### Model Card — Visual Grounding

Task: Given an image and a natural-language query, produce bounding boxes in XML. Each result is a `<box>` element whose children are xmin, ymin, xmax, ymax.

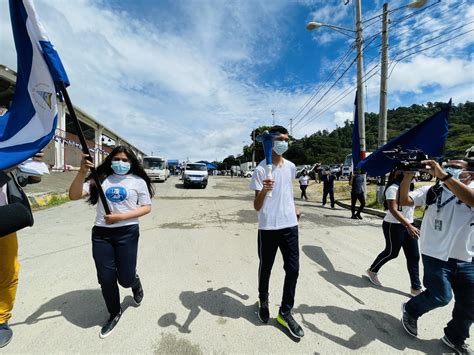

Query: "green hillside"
<box><xmin>236</xmin><ymin>101</ymin><xmax>473</xmax><ymax>166</ymax></box>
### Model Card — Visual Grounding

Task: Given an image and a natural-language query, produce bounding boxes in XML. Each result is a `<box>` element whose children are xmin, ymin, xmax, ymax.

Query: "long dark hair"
<box><xmin>383</xmin><ymin>169</ymin><xmax>404</xmax><ymax>210</ymax></box>
<box><xmin>86</xmin><ymin>145</ymin><xmax>155</xmax><ymax>205</ymax></box>
<box><xmin>382</xmin><ymin>169</ymin><xmax>416</xmax><ymax>210</ymax></box>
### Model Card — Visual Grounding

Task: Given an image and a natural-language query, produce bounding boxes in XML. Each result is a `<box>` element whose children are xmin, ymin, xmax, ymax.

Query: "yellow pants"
<box><xmin>0</xmin><ymin>233</ymin><xmax>19</xmax><ymax>324</ymax></box>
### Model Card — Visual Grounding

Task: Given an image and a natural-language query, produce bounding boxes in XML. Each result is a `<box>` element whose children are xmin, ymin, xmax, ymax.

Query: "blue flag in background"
<box><xmin>351</xmin><ymin>92</ymin><xmax>360</xmax><ymax>169</ymax></box>
<box><xmin>356</xmin><ymin>100</ymin><xmax>451</xmax><ymax>176</ymax></box>
<box><xmin>0</xmin><ymin>0</ymin><xmax>70</xmax><ymax>170</ymax></box>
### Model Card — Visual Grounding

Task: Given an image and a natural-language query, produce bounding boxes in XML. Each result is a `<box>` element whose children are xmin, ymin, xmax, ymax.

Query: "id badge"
<box><xmin>434</xmin><ymin>219</ymin><xmax>443</xmax><ymax>231</ymax></box>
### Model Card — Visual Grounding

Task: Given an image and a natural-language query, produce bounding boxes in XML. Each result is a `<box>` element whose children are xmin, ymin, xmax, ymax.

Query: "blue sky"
<box><xmin>0</xmin><ymin>0</ymin><xmax>473</xmax><ymax>161</ymax></box>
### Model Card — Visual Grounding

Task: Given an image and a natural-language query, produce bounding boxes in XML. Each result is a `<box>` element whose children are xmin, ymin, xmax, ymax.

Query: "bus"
<box><xmin>143</xmin><ymin>156</ymin><xmax>170</xmax><ymax>182</ymax></box>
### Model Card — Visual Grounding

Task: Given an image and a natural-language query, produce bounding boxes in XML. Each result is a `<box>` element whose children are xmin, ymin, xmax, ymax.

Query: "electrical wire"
<box><xmin>292</xmin><ymin>33</ymin><xmax>380</xmax><ymax>130</ymax></box>
<box><xmin>387</xmin><ymin>28</ymin><xmax>474</xmax><ymax>79</ymax></box>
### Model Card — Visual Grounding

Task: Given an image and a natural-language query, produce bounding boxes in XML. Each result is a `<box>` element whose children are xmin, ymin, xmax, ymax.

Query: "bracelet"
<box><xmin>440</xmin><ymin>172</ymin><xmax>452</xmax><ymax>182</ymax></box>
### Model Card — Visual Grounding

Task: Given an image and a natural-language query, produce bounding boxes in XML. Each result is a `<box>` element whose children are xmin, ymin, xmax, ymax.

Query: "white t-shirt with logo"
<box><xmin>383</xmin><ymin>184</ymin><xmax>418</xmax><ymax>224</ymax></box>
<box><xmin>411</xmin><ymin>184</ymin><xmax>473</xmax><ymax>262</ymax></box>
<box><xmin>299</xmin><ymin>176</ymin><xmax>310</xmax><ymax>186</ymax></box>
<box><xmin>249</xmin><ymin>159</ymin><xmax>298</xmax><ymax>230</ymax></box>
<box><xmin>83</xmin><ymin>174</ymin><xmax>152</xmax><ymax>228</ymax></box>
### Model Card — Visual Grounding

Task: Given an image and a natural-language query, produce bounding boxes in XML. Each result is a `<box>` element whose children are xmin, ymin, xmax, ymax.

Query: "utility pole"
<box><xmin>377</xmin><ymin>2</ymin><xmax>389</xmax><ymax>204</ymax></box>
<box><xmin>355</xmin><ymin>0</ymin><xmax>366</xmax><ymax>161</ymax></box>
<box><xmin>290</xmin><ymin>118</ymin><xmax>293</xmax><ymax>136</ymax></box>
<box><xmin>378</xmin><ymin>3</ymin><xmax>389</xmax><ymax>149</ymax></box>
<box><xmin>271</xmin><ymin>110</ymin><xmax>275</xmax><ymax>125</ymax></box>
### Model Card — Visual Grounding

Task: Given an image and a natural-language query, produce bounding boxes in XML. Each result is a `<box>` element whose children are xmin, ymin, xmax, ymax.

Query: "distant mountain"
<box><xmin>283</xmin><ymin>101</ymin><xmax>473</xmax><ymax>165</ymax></box>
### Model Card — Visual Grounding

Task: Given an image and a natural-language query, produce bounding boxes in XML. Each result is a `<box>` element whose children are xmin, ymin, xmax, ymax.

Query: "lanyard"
<box><xmin>436</xmin><ymin>189</ymin><xmax>456</xmax><ymax>213</ymax></box>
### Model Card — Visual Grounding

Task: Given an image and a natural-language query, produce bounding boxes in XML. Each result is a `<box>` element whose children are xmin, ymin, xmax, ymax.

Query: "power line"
<box><xmin>295</xmin><ymin>26</ymin><xmax>474</xmax><ymax>135</ymax></box>
<box><xmin>295</xmin><ymin>60</ymin><xmax>381</xmax><ymax>132</ymax></box>
<box><xmin>391</xmin><ymin>20</ymin><xmax>474</xmax><ymax>59</ymax></box>
<box><xmin>387</xmin><ymin>28</ymin><xmax>474</xmax><ymax>79</ymax></box>
<box><xmin>292</xmin><ymin>33</ymin><xmax>380</xmax><ymax>130</ymax></box>
<box><xmin>289</xmin><ymin>44</ymin><xmax>356</xmax><ymax>127</ymax></box>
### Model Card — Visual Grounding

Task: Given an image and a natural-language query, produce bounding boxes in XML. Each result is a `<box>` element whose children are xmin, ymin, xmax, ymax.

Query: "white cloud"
<box><xmin>0</xmin><ymin>0</ymin><xmax>472</xmax><ymax>162</ymax></box>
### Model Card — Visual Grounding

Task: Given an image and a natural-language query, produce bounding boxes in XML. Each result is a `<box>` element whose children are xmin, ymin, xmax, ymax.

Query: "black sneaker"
<box><xmin>356</xmin><ymin>214</ymin><xmax>363</xmax><ymax>220</ymax></box>
<box><xmin>441</xmin><ymin>335</ymin><xmax>473</xmax><ymax>354</ymax></box>
<box><xmin>401</xmin><ymin>303</ymin><xmax>417</xmax><ymax>337</ymax></box>
<box><xmin>257</xmin><ymin>299</ymin><xmax>269</xmax><ymax>323</ymax></box>
<box><xmin>350</xmin><ymin>215</ymin><xmax>358</xmax><ymax>219</ymax></box>
<box><xmin>277</xmin><ymin>311</ymin><xmax>305</xmax><ymax>338</ymax></box>
<box><xmin>132</xmin><ymin>276</ymin><xmax>144</xmax><ymax>306</ymax></box>
<box><xmin>0</xmin><ymin>323</ymin><xmax>13</xmax><ymax>348</ymax></box>
<box><xmin>99</xmin><ymin>311</ymin><xmax>122</xmax><ymax>339</ymax></box>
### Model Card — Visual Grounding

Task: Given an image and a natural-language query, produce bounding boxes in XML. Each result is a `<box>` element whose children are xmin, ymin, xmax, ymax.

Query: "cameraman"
<box><xmin>399</xmin><ymin>159</ymin><xmax>473</xmax><ymax>354</ymax></box>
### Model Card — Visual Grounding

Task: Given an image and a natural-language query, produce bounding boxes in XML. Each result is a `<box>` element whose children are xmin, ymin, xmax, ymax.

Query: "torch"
<box><xmin>256</xmin><ymin>131</ymin><xmax>277</xmax><ymax>197</ymax></box>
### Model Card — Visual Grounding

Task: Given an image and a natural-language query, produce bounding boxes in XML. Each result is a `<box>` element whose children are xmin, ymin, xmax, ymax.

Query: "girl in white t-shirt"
<box><xmin>298</xmin><ymin>171</ymin><xmax>310</xmax><ymax>200</ymax></box>
<box><xmin>366</xmin><ymin>170</ymin><xmax>422</xmax><ymax>296</ymax></box>
<box><xmin>69</xmin><ymin>146</ymin><xmax>154</xmax><ymax>339</ymax></box>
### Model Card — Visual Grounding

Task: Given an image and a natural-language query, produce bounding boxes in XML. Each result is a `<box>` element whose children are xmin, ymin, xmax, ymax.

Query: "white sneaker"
<box><xmin>366</xmin><ymin>269</ymin><xmax>382</xmax><ymax>286</ymax></box>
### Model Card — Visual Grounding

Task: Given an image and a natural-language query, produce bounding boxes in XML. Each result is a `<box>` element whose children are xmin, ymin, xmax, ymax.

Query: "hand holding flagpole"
<box><xmin>256</xmin><ymin>131</ymin><xmax>277</xmax><ymax>198</ymax></box>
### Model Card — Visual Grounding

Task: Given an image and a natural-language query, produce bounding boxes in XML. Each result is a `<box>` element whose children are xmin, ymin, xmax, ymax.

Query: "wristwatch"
<box><xmin>440</xmin><ymin>172</ymin><xmax>452</xmax><ymax>182</ymax></box>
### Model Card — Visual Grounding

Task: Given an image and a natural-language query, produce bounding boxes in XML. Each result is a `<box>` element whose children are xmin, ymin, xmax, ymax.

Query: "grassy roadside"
<box><xmin>296</xmin><ymin>178</ymin><xmax>428</xmax><ymax>218</ymax></box>
<box><xmin>30</xmin><ymin>194</ymin><xmax>70</xmax><ymax>211</ymax></box>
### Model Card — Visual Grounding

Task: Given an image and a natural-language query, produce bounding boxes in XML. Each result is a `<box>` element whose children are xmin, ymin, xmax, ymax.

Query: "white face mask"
<box><xmin>445</xmin><ymin>167</ymin><xmax>462</xmax><ymax>180</ymax></box>
<box><xmin>273</xmin><ymin>141</ymin><xmax>288</xmax><ymax>156</ymax></box>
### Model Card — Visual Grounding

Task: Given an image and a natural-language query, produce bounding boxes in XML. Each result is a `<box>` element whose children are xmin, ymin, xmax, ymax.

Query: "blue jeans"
<box><xmin>405</xmin><ymin>255</ymin><xmax>474</xmax><ymax>345</ymax></box>
<box><xmin>92</xmin><ymin>225</ymin><xmax>140</xmax><ymax>316</ymax></box>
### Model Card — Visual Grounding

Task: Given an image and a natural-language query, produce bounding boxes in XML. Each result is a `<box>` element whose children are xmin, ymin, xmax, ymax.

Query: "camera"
<box><xmin>383</xmin><ymin>146</ymin><xmax>428</xmax><ymax>171</ymax></box>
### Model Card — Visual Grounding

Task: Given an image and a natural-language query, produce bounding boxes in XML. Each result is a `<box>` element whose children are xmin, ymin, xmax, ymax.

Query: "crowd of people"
<box><xmin>1</xmin><ymin>125</ymin><xmax>472</xmax><ymax>353</ymax></box>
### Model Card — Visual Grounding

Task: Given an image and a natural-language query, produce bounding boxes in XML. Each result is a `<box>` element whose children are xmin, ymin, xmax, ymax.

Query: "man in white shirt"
<box><xmin>399</xmin><ymin>159</ymin><xmax>474</xmax><ymax>354</ymax></box>
<box><xmin>249</xmin><ymin>125</ymin><xmax>304</xmax><ymax>339</ymax></box>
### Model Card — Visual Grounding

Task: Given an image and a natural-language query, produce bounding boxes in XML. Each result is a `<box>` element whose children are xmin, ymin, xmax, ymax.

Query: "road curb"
<box><xmin>27</xmin><ymin>191</ymin><xmax>69</xmax><ymax>209</ymax></box>
<box><xmin>335</xmin><ymin>199</ymin><xmax>386</xmax><ymax>218</ymax></box>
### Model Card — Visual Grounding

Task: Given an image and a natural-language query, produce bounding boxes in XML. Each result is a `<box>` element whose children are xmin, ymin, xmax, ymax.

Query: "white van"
<box><xmin>182</xmin><ymin>163</ymin><xmax>208</xmax><ymax>188</ymax></box>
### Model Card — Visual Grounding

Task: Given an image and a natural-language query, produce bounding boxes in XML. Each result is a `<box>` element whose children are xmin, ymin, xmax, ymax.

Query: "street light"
<box><xmin>306</xmin><ymin>0</ymin><xmax>366</xmax><ymax>163</ymax></box>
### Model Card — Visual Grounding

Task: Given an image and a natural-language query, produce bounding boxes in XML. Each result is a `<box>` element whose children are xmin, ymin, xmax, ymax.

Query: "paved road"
<box><xmin>6</xmin><ymin>176</ymin><xmax>464</xmax><ymax>354</ymax></box>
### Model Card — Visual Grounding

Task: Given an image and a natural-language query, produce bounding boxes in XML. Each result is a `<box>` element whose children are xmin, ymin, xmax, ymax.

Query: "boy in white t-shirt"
<box><xmin>249</xmin><ymin>126</ymin><xmax>304</xmax><ymax>339</ymax></box>
<box><xmin>399</xmin><ymin>159</ymin><xmax>474</xmax><ymax>354</ymax></box>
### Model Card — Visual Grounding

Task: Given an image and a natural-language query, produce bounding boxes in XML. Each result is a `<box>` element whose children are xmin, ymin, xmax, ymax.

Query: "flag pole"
<box><xmin>58</xmin><ymin>82</ymin><xmax>111</xmax><ymax>215</ymax></box>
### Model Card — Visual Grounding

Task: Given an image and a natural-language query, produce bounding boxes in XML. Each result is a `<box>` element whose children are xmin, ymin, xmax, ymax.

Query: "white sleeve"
<box><xmin>249</xmin><ymin>167</ymin><xmax>264</xmax><ymax>191</ymax></box>
<box><xmin>410</xmin><ymin>185</ymin><xmax>431</xmax><ymax>207</ymax></box>
<box><xmin>384</xmin><ymin>185</ymin><xmax>398</xmax><ymax>201</ymax></box>
<box><xmin>136</xmin><ymin>179</ymin><xmax>152</xmax><ymax>205</ymax></box>
<box><xmin>82</xmin><ymin>181</ymin><xmax>90</xmax><ymax>195</ymax></box>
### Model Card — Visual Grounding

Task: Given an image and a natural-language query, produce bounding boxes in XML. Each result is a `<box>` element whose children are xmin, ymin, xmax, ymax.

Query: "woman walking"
<box><xmin>69</xmin><ymin>146</ymin><xmax>154</xmax><ymax>338</ymax></box>
<box><xmin>366</xmin><ymin>170</ymin><xmax>422</xmax><ymax>296</ymax></box>
<box><xmin>299</xmin><ymin>170</ymin><xmax>310</xmax><ymax>200</ymax></box>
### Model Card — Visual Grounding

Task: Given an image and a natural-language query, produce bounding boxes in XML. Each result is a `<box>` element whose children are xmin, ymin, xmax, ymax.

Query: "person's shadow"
<box><xmin>303</xmin><ymin>245</ymin><xmax>411</xmax><ymax>305</ymax></box>
<box><xmin>158</xmin><ymin>287</ymin><xmax>300</xmax><ymax>341</ymax></box>
<box><xmin>158</xmin><ymin>287</ymin><xmax>257</xmax><ymax>334</ymax></box>
<box><xmin>10</xmin><ymin>289</ymin><xmax>137</xmax><ymax>328</ymax></box>
<box><xmin>294</xmin><ymin>304</ymin><xmax>441</xmax><ymax>352</ymax></box>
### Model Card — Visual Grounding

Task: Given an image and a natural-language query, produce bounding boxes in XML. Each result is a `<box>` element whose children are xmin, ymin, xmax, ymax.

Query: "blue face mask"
<box><xmin>273</xmin><ymin>141</ymin><xmax>288</xmax><ymax>156</ymax></box>
<box><xmin>444</xmin><ymin>166</ymin><xmax>462</xmax><ymax>180</ymax></box>
<box><xmin>111</xmin><ymin>161</ymin><xmax>131</xmax><ymax>175</ymax></box>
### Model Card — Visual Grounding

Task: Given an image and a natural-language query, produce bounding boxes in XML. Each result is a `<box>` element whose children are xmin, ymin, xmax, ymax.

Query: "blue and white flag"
<box><xmin>0</xmin><ymin>0</ymin><xmax>70</xmax><ymax>170</ymax></box>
